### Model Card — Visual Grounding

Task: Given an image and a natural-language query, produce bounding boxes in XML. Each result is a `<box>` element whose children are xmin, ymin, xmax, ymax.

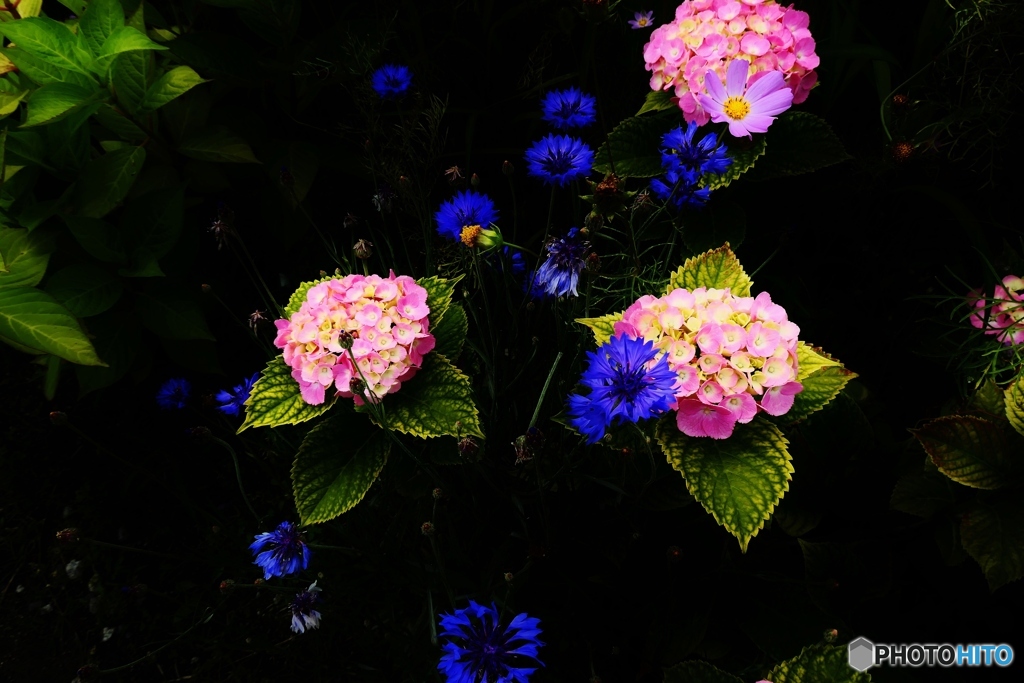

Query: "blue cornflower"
<box><xmin>567</xmin><ymin>335</ymin><xmax>678</xmax><ymax>444</ymax></box>
<box><xmin>524</xmin><ymin>134</ymin><xmax>594</xmax><ymax>186</ymax></box>
<box><xmin>650</xmin><ymin>167</ymin><xmax>711</xmax><ymax>210</ymax></box>
<box><xmin>250</xmin><ymin>521</ymin><xmax>311</xmax><ymax>580</ymax></box>
<box><xmin>660</xmin><ymin>121</ymin><xmax>731</xmax><ymax>176</ymax></box>
<box><xmin>534</xmin><ymin>227</ymin><xmax>590</xmax><ymax>297</ymax></box>
<box><xmin>156</xmin><ymin>378</ymin><xmax>191</xmax><ymax>410</ymax></box>
<box><xmin>289</xmin><ymin>581</ymin><xmax>323</xmax><ymax>634</ymax></box>
<box><xmin>437</xmin><ymin>600</ymin><xmax>544</xmax><ymax>683</ymax></box>
<box><xmin>435</xmin><ymin>190</ymin><xmax>500</xmax><ymax>241</ymax></box>
<box><xmin>540</xmin><ymin>87</ymin><xmax>597</xmax><ymax>130</ymax></box>
<box><xmin>215</xmin><ymin>372</ymin><xmax>259</xmax><ymax>416</ymax></box>
<box><xmin>371</xmin><ymin>64</ymin><xmax>412</xmax><ymax>99</ymax></box>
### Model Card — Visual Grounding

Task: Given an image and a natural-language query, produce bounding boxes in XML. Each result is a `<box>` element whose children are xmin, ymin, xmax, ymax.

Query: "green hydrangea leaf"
<box><xmin>1003</xmin><ymin>374</ymin><xmax>1024</xmax><ymax>438</ymax></box>
<box><xmin>767</xmin><ymin>643</ymin><xmax>872</xmax><ymax>683</ymax></box>
<box><xmin>961</xmin><ymin>494</ymin><xmax>1024</xmax><ymax>591</ymax></box>
<box><xmin>743</xmin><ymin>112</ymin><xmax>851</xmax><ymax>181</ymax></box>
<box><xmin>0</xmin><ymin>287</ymin><xmax>105</xmax><ymax>365</ymax></box>
<box><xmin>291</xmin><ymin>411</ymin><xmax>389</xmax><ymax>525</ymax></box>
<box><xmin>636</xmin><ymin>89</ymin><xmax>677</xmax><ymax>116</ymax></box>
<box><xmin>890</xmin><ymin>466</ymin><xmax>957</xmax><ymax>518</ymax></box>
<box><xmin>361</xmin><ymin>352</ymin><xmax>483</xmax><ymax>439</ymax></box>
<box><xmin>701</xmin><ymin>135</ymin><xmax>767</xmax><ymax>191</ymax></box>
<box><xmin>592</xmin><ymin>112</ymin><xmax>673</xmax><ymax>179</ymax></box>
<box><xmin>417</xmin><ymin>274</ymin><xmax>462</xmax><ymax>328</ymax></box>
<box><xmin>666</xmin><ymin>243</ymin><xmax>752</xmax><ymax>296</ymax></box>
<box><xmin>911</xmin><ymin>415</ymin><xmax>1019</xmax><ymax>490</ymax></box>
<box><xmin>576</xmin><ymin>312</ymin><xmax>622</xmax><ymax>345</ymax></box>
<box><xmin>970</xmin><ymin>378</ymin><xmax>1005</xmax><ymax>419</ymax></box>
<box><xmin>239</xmin><ymin>356</ymin><xmax>335</xmax><ymax>432</ymax></box>
<box><xmin>781</xmin><ymin>343</ymin><xmax>855</xmax><ymax>424</ymax></box>
<box><xmin>432</xmin><ymin>302</ymin><xmax>467</xmax><ymax>362</ymax></box>
<box><xmin>663</xmin><ymin>660</ymin><xmax>744</xmax><ymax>683</ymax></box>
<box><xmin>656</xmin><ymin>415</ymin><xmax>793</xmax><ymax>552</ymax></box>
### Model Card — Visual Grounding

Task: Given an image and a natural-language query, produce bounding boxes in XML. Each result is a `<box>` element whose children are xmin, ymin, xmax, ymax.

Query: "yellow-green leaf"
<box><xmin>576</xmin><ymin>312</ymin><xmax>622</xmax><ymax>345</ymax></box>
<box><xmin>656</xmin><ymin>415</ymin><xmax>792</xmax><ymax>552</ymax></box>
<box><xmin>0</xmin><ymin>287</ymin><xmax>105</xmax><ymax>365</ymax></box>
<box><xmin>767</xmin><ymin>643</ymin><xmax>872</xmax><ymax>683</ymax></box>
<box><xmin>417</xmin><ymin>274</ymin><xmax>462</xmax><ymax>328</ymax></box>
<box><xmin>666</xmin><ymin>243</ymin><xmax>752</xmax><ymax>296</ymax></box>
<box><xmin>1004</xmin><ymin>373</ymin><xmax>1024</xmax><ymax>438</ymax></box>
<box><xmin>795</xmin><ymin>342</ymin><xmax>842</xmax><ymax>379</ymax></box>
<box><xmin>911</xmin><ymin>415</ymin><xmax>1018</xmax><ymax>490</ymax></box>
<box><xmin>432</xmin><ymin>302</ymin><xmax>467</xmax><ymax>361</ymax></box>
<box><xmin>291</xmin><ymin>411</ymin><xmax>389</xmax><ymax>525</ymax></box>
<box><xmin>239</xmin><ymin>356</ymin><xmax>335</xmax><ymax>431</ymax></box>
<box><xmin>784</xmin><ymin>343</ymin><xmax>856</xmax><ymax>424</ymax></box>
<box><xmin>970</xmin><ymin>378</ymin><xmax>1005</xmax><ymax>419</ymax></box>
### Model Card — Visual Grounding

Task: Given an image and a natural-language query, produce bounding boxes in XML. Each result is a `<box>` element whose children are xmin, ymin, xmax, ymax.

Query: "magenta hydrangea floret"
<box><xmin>273</xmin><ymin>272</ymin><xmax>435</xmax><ymax>405</ymax></box>
<box><xmin>969</xmin><ymin>275</ymin><xmax>1024</xmax><ymax>345</ymax></box>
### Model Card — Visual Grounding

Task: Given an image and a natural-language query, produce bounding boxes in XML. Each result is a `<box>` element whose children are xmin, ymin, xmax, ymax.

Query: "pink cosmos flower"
<box><xmin>699</xmin><ymin>58</ymin><xmax>794</xmax><ymax>138</ymax></box>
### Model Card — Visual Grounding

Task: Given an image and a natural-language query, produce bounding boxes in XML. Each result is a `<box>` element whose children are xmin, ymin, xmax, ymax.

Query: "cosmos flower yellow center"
<box><xmin>723</xmin><ymin>96</ymin><xmax>751</xmax><ymax>120</ymax></box>
<box><xmin>460</xmin><ymin>224</ymin><xmax>482</xmax><ymax>247</ymax></box>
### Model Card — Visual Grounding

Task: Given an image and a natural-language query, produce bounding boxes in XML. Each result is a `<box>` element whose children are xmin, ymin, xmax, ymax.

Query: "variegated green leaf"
<box><xmin>784</xmin><ymin>343</ymin><xmax>856</xmax><ymax>424</ymax></box>
<box><xmin>239</xmin><ymin>356</ymin><xmax>335</xmax><ymax>431</ymax></box>
<box><xmin>666</xmin><ymin>243</ymin><xmax>752</xmax><ymax>296</ymax></box>
<box><xmin>701</xmin><ymin>135</ymin><xmax>767</xmax><ymax>191</ymax></box>
<box><xmin>1004</xmin><ymin>373</ymin><xmax>1024</xmax><ymax>438</ymax></box>
<box><xmin>911</xmin><ymin>415</ymin><xmax>1018</xmax><ymax>490</ymax></box>
<box><xmin>767</xmin><ymin>643</ymin><xmax>872</xmax><ymax>683</ymax></box>
<box><xmin>576</xmin><ymin>312</ymin><xmax>622</xmax><ymax>346</ymax></box>
<box><xmin>418</xmin><ymin>274</ymin><xmax>462</xmax><ymax>328</ymax></box>
<box><xmin>656</xmin><ymin>415</ymin><xmax>792</xmax><ymax>552</ymax></box>
<box><xmin>432</xmin><ymin>302</ymin><xmax>467</xmax><ymax>361</ymax></box>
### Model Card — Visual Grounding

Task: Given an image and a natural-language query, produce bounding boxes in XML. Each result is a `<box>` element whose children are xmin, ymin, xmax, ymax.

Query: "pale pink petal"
<box><xmin>749</xmin><ymin>88</ymin><xmax>794</xmax><ymax>117</ymax></box>
<box><xmin>722</xmin><ymin>392</ymin><xmax>758</xmax><ymax>423</ymax></box>
<box><xmin>699</xmin><ymin>93</ymin><xmax>726</xmax><ymax>117</ymax></box>
<box><xmin>759</xmin><ymin>381</ymin><xmax>803</xmax><ymax>416</ymax></box>
<box><xmin>704</xmin><ymin>68</ymin><xmax>728</xmax><ymax>103</ymax></box>
<box><xmin>728</xmin><ymin>119</ymin><xmax>752</xmax><ymax>138</ymax></box>
<box><xmin>745</xmin><ymin>69</ymin><xmax>787</xmax><ymax>102</ymax></box>
<box><xmin>676</xmin><ymin>399</ymin><xmax>738</xmax><ymax>439</ymax></box>
<box><xmin>725</xmin><ymin>58</ymin><xmax>749</xmax><ymax>97</ymax></box>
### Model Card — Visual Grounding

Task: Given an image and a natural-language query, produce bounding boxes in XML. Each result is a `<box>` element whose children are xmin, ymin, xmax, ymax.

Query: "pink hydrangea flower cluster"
<box><xmin>613</xmin><ymin>287</ymin><xmax>803</xmax><ymax>439</ymax></box>
<box><xmin>274</xmin><ymin>273</ymin><xmax>435</xmax><ymax>406</ymax></box>
<box><xmin>969</xmin><ymin>275</ymin><xmax>1024</xmax><ymax>345</ymax></box>
<box><xmin>643</xmin><ymin>0</ymin><xmax>819</xmax><ymax>126</ymax></box>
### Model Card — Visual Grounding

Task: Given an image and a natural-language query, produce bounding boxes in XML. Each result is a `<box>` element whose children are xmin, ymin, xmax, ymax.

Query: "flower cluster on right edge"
<box><xmin>969</xmin><ymin>275</ymin><xmax>1024</xmax><ymax>345</ymax></box>
<box><xmin>568</xmin><ymin>286</ymin><xmax>803</xmax><ymax>442</ymax></box>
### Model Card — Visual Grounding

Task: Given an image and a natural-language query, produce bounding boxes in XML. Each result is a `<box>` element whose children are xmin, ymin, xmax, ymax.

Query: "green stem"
<box><xmin>529</xmin><ymin>351</ymin><xmax>563</xmax><ymax>430</ymax></box>
<box><xmin>208</xmin><ymin>436</ymin><xmax>261</xmax><ymax>523</ymax></box>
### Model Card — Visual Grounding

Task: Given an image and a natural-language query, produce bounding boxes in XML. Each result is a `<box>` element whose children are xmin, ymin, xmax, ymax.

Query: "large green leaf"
<box><xmin>911</xmin><ymin>415</ymin><xmax>1018</xmax><ymax>489</ymax></box>
<box><xmin>95</xmin><ymin>26</ymin><xmax>168</xmax><ymax>63</ymax></box>
<box><xmin>0</xmin><ymin>287</ymin><xmax>104</xmax><ymax>365</ymax></box>
<box><xmin>1004</xmin><ymin>373</ymin><xmax>1024</xmax><ymax>437</ymax></box>
<box><xmin>20</xmin><ymin>82</ymin><xmax>103</xmax><ymax>128</ymax></box>
<box><xmin>63</xmin><ymin>215</ymin><xmax>126</xmax><ymax>263</ymax></box>
<box><xmin>890</xmin><ymin>465</ymin><xmax>957</xmax><ymax>518</ymax></box>
<box><xmin>0</xmin><ymin>227</ymin><xmax>53</xmax><ymax>289</ymax></box>
<box><xmin>291</xmin><ymin>411</ymin><xmax>390</xmax><ymax>525</ymax></box>
<box><xmin>135</xmin><ymin>286</ymin><xmax>214</xmax><ymax>340</ymax></box>
<box><xmin>3</xmin><ymin>130</ymin><xmax>51</xmax><ymax>170</ymax></box>
<box><xmin>575</xmin><ymin>311</ymin><xmax>621</xmax><ymax>346</ymax></box>
<box><xmin>666</xmin><ymin>243</ymin><xmax>752</xmax><ymax>296</ymax></box>
<box><xmin>783</xmin><ymin>344</ymin><xmax>857</xmax><ymax>424</ymax></box>
<box><xmin>701</xmin><ymin>135</ymin><xmax>767</xmax><ymax>191</ymax></box>
<box><xmin>139</xmin><ymin>65</ymin><xmax>207</xmax><ymax>113</ymax></box>
<box><xmin>636</xmin><ymin>89</ymin><xmax>677</xmax><ymax>116</ymax></box>
<box><xmin>417</xmin><ymin>274</ymin><xmax>461</xmax><ymax>327</ymax></box>
<box><xmin>663</xmin><ymin>661</ymin><xmax>743</xmax><ymax>683</ymax></box>
<box><xmin>360</xmin><ymin>353</ymin><xmax>484</xmax><ymax>439</ymax></box>
<box><xmin>0</xmin><ymin>89</ymin><xmax>28</xmax><ymax>118</ymax></box>
<box><xmin>656</xmin><ymin>415</ymin><xmax>792</xmax><ymax>552</ymax></box>
<box><xmin>961</xmin><ymin>494</ymin><xmax>1024</xmax><ymax>591</ymax></box>
<box><xmin>744</xmin><ymin>112</ymin><xmax>851</xmax><ymax>181</ymax></box>
<box><xmin>432</xmin><ymin>302</ymin><xmax>467</xmax><ymax>361</ymax></box>
<box><xmin>43</xmin><ymin>264</ymin><xmax>123</xmax><ymax>318</ymax></box>
<box><xmin>70</xmin><ymin>146</ymin><xmax>146</xmax><ymax>217</ymax></box>
<box><xmin>79</xmin><ymin>0</ymin><xmax>125</xmax><ymax>58</ymax></box>
<box><xmin>969</xmin><ymin>378</ymin><xmax>1005</xmax><ymax>419</ymax></box>
<box><xmin>111</xmin><ymin>50</ymin><xmax>152</xmax><ymax>114</ymax></box>
<box><xmin>593</xmin><ymin>112</ymin><xmax>672</xmax><ymax>179</ymax></box>
<box><xmin>92</xmin><ymin>103</ymin><xmax>147</xmax><ymax>140</ymax></box>
<box><xmin>0</xmin><ymin>46</ymin><xmax>94</xmax><ymax>88</ymax></box>
<box><xmin>0</xmin><ymin>18</ymin><xmax>94</xmax><ymax>78</ymax></box>
<box><xmin>178</xmin><ymin>126</ymin><xmax>259</xmax><ymax>163</ymax></box>
<box><xmin>239</xmin><ymin>356</ymin><xmax>336</xmax><ymax>431</ymax></box>
<box><xmin>118</xmin><ymin>184</ymin><xmax>184</xmax><ymax>261</ymax></box>
<box><xmin>767</xmin><ymin>643</ymin><xmax>872</xmax><ymax>683</ymax></box>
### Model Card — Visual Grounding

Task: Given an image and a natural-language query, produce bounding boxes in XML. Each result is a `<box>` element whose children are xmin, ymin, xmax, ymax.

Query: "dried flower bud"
<box><xmin>891</xmin><ymin>141</ymin><xmax>914</xmax><ymax>164</ymax></box>
<box><xmin>457</xmin><ymin>436</ymin><xmax>479</xmax><ymax>458</ymax></box>
<box><xmin>49</xmin><ymin>411</ymin><xmax>68</xmax><ymax>427</ymax></box>
<box><xmin>444</xmin><ymin>166</ymin><xmax>463</xmax><ymax>184</ymax></box>
<box><xmin>421</xmin><ymin>521</ymin><xmax>436</xmax><ymax>536</ymax></box>
<box><xmin>502</xmin><ymin>160</ymin><xmax>514</xmax><ymax>177</ymax></box>
<box><xmin>350</xmin><ymin>377</ymin><xmax>366</xmax><ymax>396</ymax></box>
<box><xmin>504</xmin><ymin>572</ymin><xmax>514</xmax><ymax>583</ymax></box>
<box><xmin>353</xmin><ymin>238</ymin><xmax>374</xmax><ymax>260</ymax></box>
<box><xmin>343</xmin><ymin>213</ymin><xmax>359</xmax><ymax>229</ymax></box>
<box><xmin>585</xmin><ymin>252</ymin><xmax>601</xmax><ymax>274</ymax></box>
<box><xmin>584</xmin><ymin>211</ymin><xmax>604</xmax><ymax>232</ymax></box>
<box><xmin>56</xmin><ymin>528</ymin><xmax>79</xmax><ymax>543</ymax></box>
<box><xmin>432</xmin><ymin>487</ymin><xmax>444</xmax><ymax>500</ymax></box>
<box><xmin>891</xmin><ymin>93</ymin><xmax>910</xmax><ymax>110</ymax></box>
<box><xmin>824</xmin><ymin>628</ymin><xmax>838</xmax><ymax>643</ymax></box>
<box><xmin>470</xmin><ymin>172</ymin><xmax>481</xmax><ymax>188</ymax></box>
<box><xmin>219</xmin><ymin>579</ymin><xmax>236</xmax><ymax>593</ymax></box>
<box><xmin>201</xmin><ymin>283</ymin><xmax>213</xmax><ymax>294</ymax></box>
<box><xmin>253</xmin><ymin>578</ymin><xmax>264</xmax><ymax>586</ymax></box>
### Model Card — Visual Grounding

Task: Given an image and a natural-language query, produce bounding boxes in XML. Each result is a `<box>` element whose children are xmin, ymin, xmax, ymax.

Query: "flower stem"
<box><xmin>208</xmin><ymin>436</ymin><xmax>261</xmax><ymax>524</ymax></box>
<box><xmin>529</xmin><ymin>351</ymin><xmax>563</xmax><ymax>430</ymax></box>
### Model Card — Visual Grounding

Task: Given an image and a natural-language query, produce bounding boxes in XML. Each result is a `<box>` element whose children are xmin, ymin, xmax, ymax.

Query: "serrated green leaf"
<box><xmin>239</xmin><ymin>356</ymin><xmax>336</xmax><ymax>431</ymax></box>
<box><xmin>656</xmin><ymin>415</ymin><xmax>792</xmax><ymax>552</ymax></box>
<box><xmin>785</xmin><ymin>360</ymin><xmax>858</xmax><ymax>425</ymax></box>
<box><xmin>593</xmin><ymin>112</ymin><xmax>674</xmax><ymax>178</ymax></box>
<box><xmin>663</xmin><ymin>660</ymin><xmax>743</xmax><ymax>683</ymax></box>
<box><xmin>111</xmin><ymin>50</ymin><xmax>152</xmax><ymax>114</ymax></box>
<box><xmin>361</xmin><ymin>353</ymin><xmax>483</xmax><ymax>439</ymax></box>
<box><xmin>291</xmin><ymin>411</ymin><xmax>389</xmax><ymax>525</ymax></box>
<box><xmin>970</xmin><ymin>379</ymin><xmax>1005</xmax><ymax>419</ymax></box>
<box><xmin>0</xmin><ymin>18</ymin><xmax>94</xmax><ymax>78</ymax></box>
<box><xmin>911</xmin><ymin>415</ymin><xmax>1018</xmax><ymax>490</ymax></box>
<box><xmin>178</xmin><ymin>125</ymin><xmax>259</xmax><ymax>163</ymax></box>
<box><xmin>0</xmin><ymin>227</ymin><xmax>53</xmax><ymax>289</ymax></box>
<box><xmin>139</xmin><ymin>65</ymin><xmax>207</xmax><ymax>113</ymax></box>
<box><xmin>0</xmin><ymin>46</ymin><xmax>94</xmax><ymax>88</ymax></box>
<box><xmin>79</xmin><ymin>0</ymin><xmax>125</xmax><ymax>58</ymax></box>
<box><xmin>135</xmin><ymin>286</ymin><xmax>214</xmax><ymax>341</ymax></box>
<box><xmin>43</xmin><ymin>264</ymin><xmax>122</xmax><ymax>318</ymax></box>
<box><xmin>1004</xmin><ymin>374</ymin><xmax>1024</xmax><ymax>438</ymax></box>
<box><xmin>890</xmin><ymin>462</ymin><xmax>957</xmax><ymax>518</ymax></box>
<box><xmin>575</xmin><ymin>312</ymin><xmax>621</xmax><ymax>345</ymax></box>
<box><xmin>961</xmin><ymin>494</ymin><xmax>1024</xmax><ymax>591</ymax></box>
<box><xmin>701</xmin><ymin>135</ymin><xmax>767</xmax><ymax>190</ymax></box>
<box><xmin>794</xmin><ymin>341</ymin><xmax>841</xmax><ymax>378</ymax></box>
<box><xmin>767</xmin><ymin>643</ymin><xmax>872</xmax><ymax>683</ymax></box>
<box><xmin>744</xmin><ymin>112</ymin><xmax>851</xmax><ymax>181</ymax></box>
<box><xmin>70</xmin><ymin>146</ymin><xmax>145</xmax><ymax>217</ymax></box>
<box><xmin>666</xmin><ymin>243</ymin><xmax>752</xmax><ymax>296</ymax></box>
<box><xmin>20</xmin><ymin>82</ymin><xmax>102</xmax><ymax>128</ymax></box>
<box><xmin>417</xmin><ymin>274</ymin><xmax>461</xmax><ymax>327</ymax></box>
<box><xmin>636</xmin><ymin>89</ymin><xmax>677</xmax><ymax>116</ymax></box>
<box><xmin>0</xmin><ymin>287</ymin><xmax>104</xmax><ymax>365</ymax></box>
<box><xmin>432</xmin><ymin>302</ymin><xmax>467</xmax><ymax>361</ymax></box>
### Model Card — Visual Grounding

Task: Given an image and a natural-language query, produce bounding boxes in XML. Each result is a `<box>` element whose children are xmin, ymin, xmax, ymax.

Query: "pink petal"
<box><xmin>728</xmin><ymin>120</ymin><xmax>752</xmax><ymax>138</ymax></box>
<box><xmin>759</xmin><ymin>381</ymin><xmax>803</xmax><ymax>416</ymax></box>
<box><xmin>703</xmin><ymin>69</ymin><xmax>728</xmax><ymax>104</ymax></box>
<box><xmin>745</xmin><ymin>70</ymin><xmax>788</xmax><ymax>102</ymax></box>
<box><xmin>725</xmin><ymin>58</ymin><xmax>750</xmax><ymax>98</ymax></box>
<box><xmin>738</xmin><ymin>113</ymin><xmax>775</xmax><ymax>134</ymax></box>
<box><xmin>749</xmin><ymin>88</ymin><xmax>794</xmax><ymax>117</ymax></box>
<box><xmin>676</xmin><ymin>399</ymin><xmax>738</xmax><ymax>439</ymax></box>
<box><xmin>699</xmin><ymin>94</ymin><xmax>726</xmax><ymax>118</ymax></box>
<box><xmin>722</xmin><ymin>392</ymin><xmax>758</xmax><ymax>423</ymax></box>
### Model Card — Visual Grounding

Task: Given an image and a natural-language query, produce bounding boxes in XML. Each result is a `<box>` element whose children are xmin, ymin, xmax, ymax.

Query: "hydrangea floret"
<box><xmin>273</xmin><ymin>273</ymin><xmax>435</xmax><ymax>406</ymax></box>
<box><xmin>643</xmin><ymin>0</ymin><xmax>819</xmax><ymax>126</ymax></box>
<box><xmin>969</xmin><ymin>275</ymin><xmax>1024</xmax><ymax>345</ymax></box>
<box><xmin>610</xmin><ymin>286</ymin><xmax>803</xmax><ymax>439</ymax></box>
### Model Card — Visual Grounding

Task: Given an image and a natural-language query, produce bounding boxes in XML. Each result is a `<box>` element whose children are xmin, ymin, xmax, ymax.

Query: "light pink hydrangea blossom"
<box><xmin>274</xmin><ymin>272</ymin><xmax>435</xmax><ymax>406</ymax></box>
<box><xmin>613</xmin><ymin>286</ymin><xmax>803</xmax><ymax>439</ymax></box>
<box><xmin>643</xmin><ymin>0</ymin><xmax>819</xmax><ymax>126</ymax></box>
<box><xmin>969</xmin><ymin>275</ymin><xmax>1024</xmax><ymax>345</ymax></box>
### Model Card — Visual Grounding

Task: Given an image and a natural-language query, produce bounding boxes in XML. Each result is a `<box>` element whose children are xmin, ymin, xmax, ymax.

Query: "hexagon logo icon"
<box><xmin>848</xmin><ymin>637</ymin><xmax>875</xmax><ymax>672</ymax></box>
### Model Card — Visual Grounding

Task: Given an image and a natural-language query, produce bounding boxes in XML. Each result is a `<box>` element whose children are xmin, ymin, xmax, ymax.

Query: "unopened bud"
<box><xmin>338</xmin><ymin>331</ymin><xmax>354</xmax><ymax>350</ymax></box>
<box><xmin>253</xmin><ymin>578</ymin><xmax>264</xmax><ymax>586</ymax></box>
<box><xmin>353</xmin><ymin>238</ymin><xmax>373</xmax><ymax>260</ymax></box>
<box><xmin>504</xmin><ymin>572</ymin><xmax>514</xmax><ymax>583</ymax></box>
<box><xmin>350</xmin><ymin>377</ymin><xmax>366</xmax><ymax>395</ymax></box>
<box><xmin>219</xmin><ymin>579</ymin><xmax>236</xmax><ymax>593</ymax></box>
<box><xmin>584</xmin><ymin>211</ymin><xmax>604</xmax><ymax>232</ymax></box>
<box><xmin>824</xmin><ymin>628</ymin><xmax>838</xmax><ymax>643</ymax></box>
<box><xmin>586</xmin><ymin>252</ymin><xmax>601</xmax><ymax>273</ymax></box>
<box><xmin>470</xmin><ymin>173</ymin><xmax>480</xmax><ymax>188</ymax></box>
<box><xmin>432</xmin><ymin>487</ymin><xmax>444</xmax><ymax>500</ymax></box>
<box><xmin>319</xmin><ymin>270</ymin><xmax>328</xmax><ymax>277</ymax></box>
<box><xmin>421</xmin><ymin>521</ymin><xmax>436</xmax><ymax>536</ymax></box>
<box><xmin>502</xmin><ymin>160</ymin><xmax>514</xmax><ymax>177</ymax></box>
<box><xmin>891</xmin><ymin>141</ymin><xmax>914</xmax><ymax>164</ymax></box>
<box><xmin>49</xmin><ymin>411</ymin><xmax>68</xmax><ymax>427</ymax></box>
